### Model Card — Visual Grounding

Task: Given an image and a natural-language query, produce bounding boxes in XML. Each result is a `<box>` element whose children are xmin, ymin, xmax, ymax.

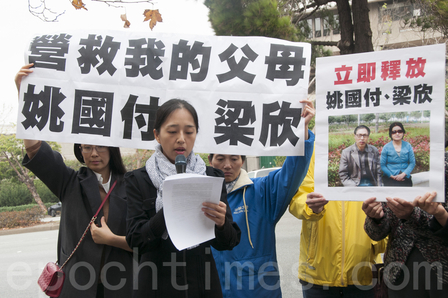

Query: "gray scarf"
<box><xmin>225</xmin><ymin>174</ymin><xmax>240</xmax><ymax>194</ymax></box>
<box><xmin>146</xmin><ymin>144</ymin><xmax>206</xmax><ymax>212</ymax></box>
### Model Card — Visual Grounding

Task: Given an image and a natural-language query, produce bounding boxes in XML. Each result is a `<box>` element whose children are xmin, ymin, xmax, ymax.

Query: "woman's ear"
<box><xmin>153</xmin><ymin>129</ymin><xmax>161</xmax><ymax>144</ymax></box>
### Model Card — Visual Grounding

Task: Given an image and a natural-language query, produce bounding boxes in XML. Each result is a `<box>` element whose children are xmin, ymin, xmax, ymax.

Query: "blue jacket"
<box><xmin>380</xmin><ymin>141</ymin><xmax>415</xmax><ymax>178</ymax></box>
<box><xmin>212</xmin><ymin>131</ymin><xmax>314</xmax><ymax>298</ymax></box>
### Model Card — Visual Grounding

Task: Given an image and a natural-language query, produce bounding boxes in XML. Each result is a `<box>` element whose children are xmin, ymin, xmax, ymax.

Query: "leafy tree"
<box><xmin>410</xmin><ymin>110</ymin><xmax>423</xmax><ymax>120</ymax></box>
<box><xmin>379</xmin><ymin>113</ymin><xmax>393</xmax><ymax>124</ymax></box>
<box><xmin>122</xmin><ymin>149</ymin><xmax>153</xmax><ymax>171</ymax></box>
<box><xmin>286</xmin><ymin>0</ymin><xmax>373</xmax><ymax>54</ymax></box>
<box><xmin>344</xmin><ymin>114</ymin><xmax>357</xmax><ymax>125</ymax></box>
<box><xmin>0</xmin><ymin>157</ymin><xmax>18</xmax><ymax>182</ymax></box>
<box><xmin>204</xmin><ymin>0</ymin><xmax>298</xmax><ymax>40</ymax></box>
<box><xmin>198</xmin><ymin>153</ymin><xmax>212</xmax><ymax>166</ymax></box>
<box><xmin>204</xmin><ymin>0</ymin><xmax>375</xmax><ymax>83</ymax></box>
<box><xmin>395</xmin><ymin>112</ymin><xmax>407</xmax><ymax>120</ymax></box>
<box><xmin>334</xmin><ymin>116</ymin><xmax>345</xmax><ymax>124</ymax></box>
<box><xmin>308</xmin><ymin>116</ymin><xmax>316</xmax><ymax>130</ymax></box>
<box><xmin>274</xmin><ymin>156</ymin><xmax>286</xmax><ymax>166</ymax></box>
<box><xmin>361</xmin><ymin>113</ymin><xmax>375</xmax><ymax>124</ymax></box>
<box><xmin>0</xmin><ymin>135</ymin><xmax>60</xmax><ymax>213</ymax></box>
<box><xmin>64</xmin><ymin>159</ymin><xmax>82</xmax><ymax>171</ymax></box>
<box><xmin>407</xmin><ymin>0</ymin><xmax>448</xmax><ymax>37</ymax></box>
<box><xmin>205</xmin><ymin>0</ymin><xmax>374</xmax><ymax>55</ymax></box>
<box><xmin>0</xmin><ymin>180</ymin><xmax>33</xmax><ymax>207</ymax></box>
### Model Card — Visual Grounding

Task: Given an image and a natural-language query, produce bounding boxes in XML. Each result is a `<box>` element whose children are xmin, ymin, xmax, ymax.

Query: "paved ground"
<box><xmin>41</xmin><ymin>215</ymin><xmax>61</xmax><ymax>223</ymax></box>
<box><xmin>0</xmin><ymin>213</ymin><xmax>304</xmax><ymax>297</ymax></box>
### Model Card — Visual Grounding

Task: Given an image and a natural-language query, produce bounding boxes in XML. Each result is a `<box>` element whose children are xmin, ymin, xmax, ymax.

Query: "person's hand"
<box><xmin>395</xmin><ymin>172</ymin><xmax>406</xmax><ymax>181</ymax></box>
<box><xmin>299</xmin><ymin>98</ymin><xmax>315</xmax><ymax>140</ymax></box>
<box><xmin>414</xmin><ymin>191</ymin><xmax>448</xmax><ymax>226</ymax></box>
<box><xmin>386</xmin><ymin>197</ymin><xmax>414</xmax><ymax>220</ymax></box>
<box><xmin>414</xmin><ymin>191</ymin><xmax>444</xmax><ymax>216</ymax></box>
<box><xmin>15</xmin><ymin>63</ymin><xmax>34</xmax><ymax>92</ymax></box>
<box><xmin>90</xmin><ymin>216</ymin><xmax>114</xmax><ymax>245</ymax></box>
<box><xmin>300</xmin><ymin>98</ymin><xmax>315</xmax><ymax>127</ymax></box>
<box><xmin>362</xmin><ymin>197</ymin><xmax>384</xmax><ymax>219</ymax></box>
<box><xmin>306</xmin><ymin>192</ymin><xmax>328</xmax><ymax>214</ymax></box>
<box><xmin>202</xmin><ymin>201</ymin><xmax>227</xmax><ymax>229</ymax></box>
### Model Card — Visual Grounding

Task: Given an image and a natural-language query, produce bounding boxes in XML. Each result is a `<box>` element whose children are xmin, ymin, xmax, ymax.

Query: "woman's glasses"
<box><xmin>80</xmin><ymin>145</ymin><xmax>108</xmax><ymax>153</ymax></box>
<box><xmin>391</xmin><ymin>129</ymin><xmax>403</xmax><ymax>134</ymax></box>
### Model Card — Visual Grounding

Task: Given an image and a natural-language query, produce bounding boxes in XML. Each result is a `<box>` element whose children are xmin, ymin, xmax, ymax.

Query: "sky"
<box><xmin>1</xmin><ymin>0</ymin><xmax>214</xmax><ymax>127</ymax></box>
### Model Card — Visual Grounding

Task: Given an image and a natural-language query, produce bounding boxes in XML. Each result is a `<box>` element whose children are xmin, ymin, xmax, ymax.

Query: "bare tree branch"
<box><xmin>290</xmin><ymin>0</ymin><xmax>335</xmax><ymax>24</ymax></box>
<box><xmin>28</xmin><ymin>0</ymin><xmax>66</xmax><ymax>22</ymax></box>
<box><xmin>28</xmin><ymin>0</ymin><xmax>154</xmax><ymax>22</ymax></box>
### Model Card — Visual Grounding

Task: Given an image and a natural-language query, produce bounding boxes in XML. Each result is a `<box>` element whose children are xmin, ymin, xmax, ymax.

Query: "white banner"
<box><xmin>16</xmin><ymin>30</ymin><xmax>311</xmax><ymax>156</ymax></box>
<box><xmin>315</xmin><ymin>44</ymin><xmax>445</xmax><ymax>202</ymax></box>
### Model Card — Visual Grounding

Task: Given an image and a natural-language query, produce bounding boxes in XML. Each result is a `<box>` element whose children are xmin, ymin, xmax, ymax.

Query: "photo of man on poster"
<box><xmin>338</xmin><ymin>124</ymin><xmax>382</xmax><ymax>187</ymax></box>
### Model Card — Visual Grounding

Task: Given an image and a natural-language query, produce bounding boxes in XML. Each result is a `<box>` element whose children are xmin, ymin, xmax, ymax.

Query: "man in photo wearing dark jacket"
<box><xmin>339</xmin><ymin>125</ymin><xmax>382</xmax><ymax>187</ymax></box>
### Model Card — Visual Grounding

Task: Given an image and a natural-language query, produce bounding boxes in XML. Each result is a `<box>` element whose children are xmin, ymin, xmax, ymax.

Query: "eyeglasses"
<box><xmin>355</xmin><ymin>134</ymin><xmax>369</xmax><ymax>139</ymax></box>
<box><xmin>391</xmin><ymin>130</ymin><xmax>403</xmax><ymax>134</ymax></box>
<box><xmin>80</xmin><ymin>145</ymin><xmax>108</xmax><ymax>154</ymax></box>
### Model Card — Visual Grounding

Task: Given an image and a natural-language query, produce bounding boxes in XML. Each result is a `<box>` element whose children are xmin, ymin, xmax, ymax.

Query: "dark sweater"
<box><xmin>125</xmin><ymin>166</ymin><xmax>241</xmax><ymax>297</ymax></box>
<box><xmin>364</xmin><ymin>153</ymin><xmax>448</xmax><ymax>285</ymax></box>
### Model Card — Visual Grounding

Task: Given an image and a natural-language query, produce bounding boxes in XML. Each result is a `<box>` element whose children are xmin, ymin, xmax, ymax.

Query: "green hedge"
<box><xmin>35</xmin><ymin>180</ymin><xmax>59</xmax><ymax>203</ymax></box>
<box><xmin>0</xmin><ymin>180</ymin><xmax>58</xmax><ymax>207</ymax></box>
<box><xmin>0</xmin><ymin>202</ymin><xmax>56</xmax><ymax>213</ymax></box>
<box><xmin>0</xmin><ymin>180</ymin><xmax>32</xmax><ymax>206</ymax></box>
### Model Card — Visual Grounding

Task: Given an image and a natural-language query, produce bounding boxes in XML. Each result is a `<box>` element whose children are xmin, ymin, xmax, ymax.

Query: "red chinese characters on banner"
<box><xmin>333</xmin><ymin>57</ymin><xmax>427</xmax><ymax>85</ymax></box>
<box><xmin>406</xmin><ymin>57</ymin><xmax>426</xmax><ymax>79</ymax></box>
<box><xmin>358</xmin><ymin>62</ymin><xmax>376</xmax><ymax>83</ymax></box>
<box><xmin>381</xmin><ymin>60</ymin><xmax>401</xmax><ymax>81</ymax></box>
<box><xmin>334</xmin><ymin>65</ymin><xmax>352</xmax><ymax>85</ymax></box>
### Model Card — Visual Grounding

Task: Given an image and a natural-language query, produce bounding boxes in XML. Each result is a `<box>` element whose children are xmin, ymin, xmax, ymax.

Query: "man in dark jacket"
<box><xmin>339</xmin><ymin>125</ymin><xmax>382</xmax><ymax>186</ymax></box>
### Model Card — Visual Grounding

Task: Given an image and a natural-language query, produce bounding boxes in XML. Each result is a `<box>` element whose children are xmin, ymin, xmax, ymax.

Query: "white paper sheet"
<box><xmin>162</xmin><ymin>173</ymin><xmax>224</xmax><ymax>251</ymax></box>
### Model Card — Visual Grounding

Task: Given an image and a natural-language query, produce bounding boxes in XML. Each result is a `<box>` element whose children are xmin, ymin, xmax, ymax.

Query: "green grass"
<box><xmin>0</xmin><ymin>202</ymin><xmax>54</xmax><ymax>213</ymax></box>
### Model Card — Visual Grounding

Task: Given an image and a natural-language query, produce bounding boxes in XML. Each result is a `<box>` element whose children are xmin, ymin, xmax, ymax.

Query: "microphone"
<box><xmin>175</xmin><ymin>154</ymin><xmax>187</xmax><ymax>174</ymax></box>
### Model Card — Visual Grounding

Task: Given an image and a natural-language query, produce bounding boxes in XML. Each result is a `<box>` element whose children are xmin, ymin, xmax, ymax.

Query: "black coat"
<box><xmin>23</xmin><ymin>142</ymin><xmax>134</xmax><ymax>298</ymax></box>
<box><xmin>125</xmin><ymin>166</ymin><xmax>241</xmax><ymax>298</ymax></box>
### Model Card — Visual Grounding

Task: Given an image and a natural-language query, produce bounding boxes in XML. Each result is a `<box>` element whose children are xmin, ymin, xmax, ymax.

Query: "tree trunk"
<box><xmin>335</xmin><ymin>0</ymin><xmax>354</xmax><ymax>54</ymax></box>
<box><xmin>352</xmin><ymin>0</ymin><xmax>374</xmax><ymax>53</ymax></box>
<box><xmin>375</xmin><ymin>113</ymin><xmax>379</xmax><ymax>133</ymax></box>
<box><xmin>24</xmin><ymin>177</ymin><xmax>47</xmax><ymax>213</ymax></box>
